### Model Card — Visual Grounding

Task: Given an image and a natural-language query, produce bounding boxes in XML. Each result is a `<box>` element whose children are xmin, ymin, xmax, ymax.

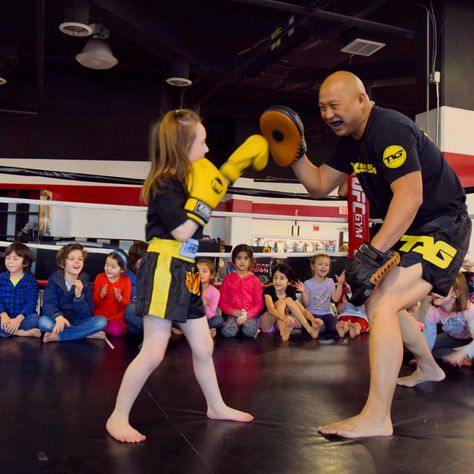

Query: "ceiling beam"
<box><xmin>230</xmin><ymin>0</ymin><xmax>415</xmax><ymax>38</ymax></box>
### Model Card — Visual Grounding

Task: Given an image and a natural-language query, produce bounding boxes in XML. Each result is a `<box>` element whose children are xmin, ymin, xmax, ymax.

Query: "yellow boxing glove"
<box><xmin>220</xmin><ymin>134</ymin><xmax>269</xmax><ymax>183</ymax></box>
<box><xmin>185</xmin><ymin>158</ymin><xmax>228</xmax><ymax>226</ymax></box>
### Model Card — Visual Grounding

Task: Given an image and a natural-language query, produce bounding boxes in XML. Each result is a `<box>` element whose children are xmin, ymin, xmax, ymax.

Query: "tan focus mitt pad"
<box><xmin>259</xmin><ymin>105</ymin><xmax>307</xmax><ymax>166</ymax></box>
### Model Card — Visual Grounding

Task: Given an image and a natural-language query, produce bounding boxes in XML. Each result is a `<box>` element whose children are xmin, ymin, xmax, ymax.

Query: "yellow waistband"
<box><xmin>147</xmin><ymin>238</ymin><xmax>195</xmax><ymax>263</ymax></box>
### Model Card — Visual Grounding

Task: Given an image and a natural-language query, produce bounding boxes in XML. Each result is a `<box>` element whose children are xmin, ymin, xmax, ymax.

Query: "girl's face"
<box><xmin>312</xmin><ymin>257</ymin><xmax>330</xmax><ymax>278</ymax></box>
<box><xmin>272</xmin><ymin>270</ymin><xmax>289</xmax><ymax>291</ymax></box>
<box><xmin>63</xmin><ymin>249</ymin><xmax>84</xmax><ymax>278</ymax></box>
<box><xmin>234</xmin><ymin>251</ymin><xmax>251</xmax><ymax>272</ymax></box>
<box><xmin>135</xmin><ymin>257</ymin><xmax>142</xmax><ymax>272</ymax></box>
<box><xmin>188</xmin><ymin>122</ymin><xmax>209</xmax><ymax>163</ymax></box>
<box><xmin>431</xmin><ymin>287</ymin><xmax>457</xmax><ymax>309</ymax></box>
<box><xmin>105</xmin><ymin>256</ymin><xmax>123</xmax><ymax>282</ymax></box>
<box><xmin>5</xmin><ymin>251</ymin><xmax>25</xmax><ymax>275</ymax></box>
<box><xmin>197</xmin><ymin>263</ymin><xmax>213</xmax><ymax>284</ymax></box>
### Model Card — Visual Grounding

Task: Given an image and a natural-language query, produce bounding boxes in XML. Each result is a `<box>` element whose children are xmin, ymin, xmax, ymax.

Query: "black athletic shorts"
<box><xmin>393</xmin><ymin>209</ymin><xmax>471</xmax><ymax>296</ymax></box>
<box><xmin>135</xmin><ymin>239</ymin><xmax>205</xmax><ymax>323</ymax></box>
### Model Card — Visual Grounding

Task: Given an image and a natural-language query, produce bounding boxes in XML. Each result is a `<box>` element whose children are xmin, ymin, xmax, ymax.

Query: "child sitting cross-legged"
<box><xmin>259</xmin><ymin>263</ymin><xmax>323</xmax><ymax>342</ymax></box>
<box><xmin>38</xmin><ymin>244</ymin><xmax>107</xmax><ymax>343</ymax></box>
<box><xmin>0</xmin><ymin>242</ymin><xmax>40</xmax><ymax>338</ymax></box>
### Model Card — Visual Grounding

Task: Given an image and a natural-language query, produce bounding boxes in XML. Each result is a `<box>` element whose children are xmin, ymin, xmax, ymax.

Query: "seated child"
<box><xmin>93</xmin><ymin>249</ymin><xmax>132</xmax><ymax>337</ymax></box>
<box><xmin>336</xmin><ymin>283</ymin><xmax>369</xmax><ymax>339</ymax></box>
<box><xmin>197</xmin><ymin>258</ymin><xmax>224</xmax><ymax>337</ymax></box>
<box><xmin>295</xmin><ymin>252</ymin><xmax>344</xmax><ymax>335</ymax></box>
<box><xmin>219</xmin><ymin>244</ymin><xmax>263</xmax><ymax>338</ymax></box>
<box><xmin>422</xmin><ymin>272</ymin><xmax>474</xmax><ymax>367</ymax></box>
<box><xmin>260</xmin><ymin>263</ymin><xmax>323</xmax><ymax>342</ymax></box>
<box><xmin>0</xmin><ymin>242</ymin><xmax>40</xmax><ymax>338</ymax></box>
<box><xmin>124</xmin><ymin>241</ymin><xmax>148</xmax><ymax>336</ymax></box>
<box><xmin>38</xmin><ymin>243</ymin><xmax>107</xmax><ymax>343</ymax></box>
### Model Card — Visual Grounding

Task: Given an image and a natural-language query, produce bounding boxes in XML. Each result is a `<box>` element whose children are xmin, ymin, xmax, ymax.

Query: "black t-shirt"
<box><xmin>326</xmin><ymin>106</ymin><xmax>466</xmax><ymax>227</ymax></box>
<box><xmin>263</xmin><ymin>285</ymin><xmax>297</xmax><ymax>303</ymax></box>
<box><xmin>145</xmin><ymin>177</ymin><xmax>203</xmax><ymax>241</ymax></box>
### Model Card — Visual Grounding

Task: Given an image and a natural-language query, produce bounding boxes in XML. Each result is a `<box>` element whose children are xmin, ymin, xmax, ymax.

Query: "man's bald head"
<box><xmin>318</xmin><ymin>71</ymin><xmax>372</xmax><ymax>139</ymax></box>
<box><xmin>320</xmin><ymin>71</ymin><xmax>366</xmax><ymax>97</ymax></box>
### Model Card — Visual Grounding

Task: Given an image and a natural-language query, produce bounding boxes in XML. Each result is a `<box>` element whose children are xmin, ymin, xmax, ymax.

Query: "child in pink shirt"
<box><xmin>197</xmin><ymin>259</ymin><xmax>223</xmax><ymax>338</ymax></box>
<box><xmin>219</xmin><ymin>244</ymin><xmax>263</xmax><ymax>338</ymax></box>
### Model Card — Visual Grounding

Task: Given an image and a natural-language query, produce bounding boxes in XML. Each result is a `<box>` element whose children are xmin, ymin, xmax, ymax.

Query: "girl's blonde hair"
<box><xmin>311</xmin><ymin>252</ymin><xmax>331</xmax><ymax>267</ymax></box>
<box><xmin>452</xmin><ymin>272</ymin><xmax>469</xmax><ymax>312</ymax></box>
<box><xmin>141</xmin><ymin>109</ymin><xmax>202</xmax><ymax>203</ymax></box>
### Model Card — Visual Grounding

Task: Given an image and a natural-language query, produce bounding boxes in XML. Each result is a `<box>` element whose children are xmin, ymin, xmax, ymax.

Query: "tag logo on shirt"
<box><xmin>350</xmin><ymin>162</ymin><xmax>377</xmax><ymax>174</ymax></box>
<box><xmin>383</xmin><ymin>145</ymin><xmax>407</xmax><ymax>168</ymax></box>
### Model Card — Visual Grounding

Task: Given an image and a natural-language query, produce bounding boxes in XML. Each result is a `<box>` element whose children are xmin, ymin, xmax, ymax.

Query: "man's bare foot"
<box><xmin>16</xmin><ymin>328</ymin><xmax>41</xmax><ymax>337</ymax></box>
<box><xmin>348</xmin><ymin>322</ymin><xmax>357</xmax><ymax>339</ymax></box>
<box><xmin>106</xmin><ymin>414</ymin><xmax>146</xmax><ymax>443</ymax></box>
<box><xmin>336</xmin><ymin>321</ymin><xmax>346</xmax><ymax>338</ymax></box>
<box><xmin>397</xmin><ymin>365</ymin><xmax>445</xmax><ymax>387</ymax></box>
<box><xmin>207</xmin><ymin>406</ymin><xmax>253</xmax><ymax>423</ymax></box>
<box><xmin>43</xmin><ymin>332</ymin><xmax>59</xmax><ymax>343</ymax></box>
<box><xmin>209</xmin><ymin>328</ymin><xmax>217</xmax><ymax>338</ymax></box>
<box><xmin>319</xmin><ymin>413</ymin><xmax>393</xmax><ymax>438</ymax></box>
<box><xmin>87</xmin><ymin>331</ymin><xmax>106</xmax><ymax>340</ymax></box>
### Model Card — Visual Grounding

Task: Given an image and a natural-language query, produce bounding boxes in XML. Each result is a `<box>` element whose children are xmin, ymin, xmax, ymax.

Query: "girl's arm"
<box><xmin>116</xmin><ymin>278</ymin><xmax>132</xmax><ymax>308</ymax></box>
<box><xmin>218</xmin><ymin>277</ymin><xmax>239</xmax><ymax>316</ymax></box>
<box><xmin>246</xmin><ymin>279</ymin><xmax>264</xmax><ymax>318</ymax></box>
<box><xmin>170</xmin><ymin>220</ymin><xmax>200</xmax><ymax>243</ymax></box>
<box><xmin>92</xmin><ymin>274</ymin><xmax>103</xmax><ymax>304</ymax></box>
<box><xmin>204</xmin><ymin>286</ymin><xmax>220</xmax><ymax>318</ymax></box>
<box><xmin>332</xmin><ymin>272</ymin><xmax>345</xmax><ymax>302</ymax></box>
<box><xmin>421</xmin><ymin>307</ymin><xmax>438</xmax><ymax>351</ymax></box>
<box><xmin>263</xmin><ymin>294</ymin><xmax>286</xmax><ymax>320</ymax></box>
<box><xmin>443</xmin><ymin>306</ymin><xmax>474</xmax><ymax>366</ymax></box>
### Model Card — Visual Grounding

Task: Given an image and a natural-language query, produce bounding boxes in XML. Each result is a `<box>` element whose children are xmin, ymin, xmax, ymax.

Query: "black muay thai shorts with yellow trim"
<box><xmin>393</xmin><ymin>208</ymin><xmax>471</xmax><ymax>296</ymax></box>
<box><xmin>135</xmin><ymin>238</ymin><xmax>205</xmax><ymax>323</ymax></box>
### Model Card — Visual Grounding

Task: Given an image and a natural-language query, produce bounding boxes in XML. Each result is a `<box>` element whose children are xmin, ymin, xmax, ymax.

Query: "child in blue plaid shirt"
<box><xmin>0</xmin><ymin>242</ymin><xmax>40</xmax><ymax>337</ymax></box>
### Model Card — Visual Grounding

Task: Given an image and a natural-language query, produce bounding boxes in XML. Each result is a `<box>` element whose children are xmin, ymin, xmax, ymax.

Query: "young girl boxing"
<box><xmin>106</xmin><ymin>109</ymin><xmax>268</xmax><ymax>442</ymax></box>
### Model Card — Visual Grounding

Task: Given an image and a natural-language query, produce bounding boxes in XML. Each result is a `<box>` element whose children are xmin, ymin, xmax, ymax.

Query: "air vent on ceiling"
<box><xmin>59</xmin><ymin>22</ymin><xmax>93</xmax><ymax>37</ymax></box>
<box><xmin>341</xmin><ymin>39</ymin><xmax>386</xmax><ymax>57</ymax></box>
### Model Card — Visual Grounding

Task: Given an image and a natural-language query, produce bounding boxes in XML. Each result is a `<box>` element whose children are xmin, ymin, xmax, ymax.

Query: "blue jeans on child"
<box><xmin>0</xmin><ymin>313</ymin><xmax>39</xmax><ymax>337</ymax></box>
<box><xmin>124</xmin><ymin>303</ymin><xmax>144</xmax><ymax>336</ymax></box>
<box><xmin>38</xmin><ymin>315</ymin><xmax>107</xmax><ymax>341</ymax></box>
<box><xmin>221</xmin><ymin>315</ymin><xmax>259</xmax><ymax>338</ymax></box>
<box><xmin>316</xmin><ymin>313</ymin><xmax>338</xmax><ymax>335</ymax></box>
<box><xmin>208</xmin><ymin>314</ymin><xmax>224</xmax><ymax>330</ymax></box>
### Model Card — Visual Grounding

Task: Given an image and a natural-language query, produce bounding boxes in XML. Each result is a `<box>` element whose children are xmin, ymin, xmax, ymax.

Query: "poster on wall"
<box><xmin>253</xmin><ymin>236</ymin><xmax>338</xmax><ymax>254</ymax></box>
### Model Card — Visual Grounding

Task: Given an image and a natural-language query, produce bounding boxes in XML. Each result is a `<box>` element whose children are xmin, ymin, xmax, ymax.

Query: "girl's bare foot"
<box><xmin>348</xmin><ymin>322</ymin><xmax>357</xmax><ymax>339</ymax></box>
<box><xmin>16</xmin><ymin>328</ymin><xmax>41</xmax><ymax>337</ymax></box>
<box><xmin>280</xmin><ymin>324</ymin><xmax>292</xmax><ymax>342</ymax></box>
<box><xmin>207</xmin><ymin>405</ymin><xmax>253</xmax><ymax>423</ymax></box>
<box><xmin>106</xmin><ymin>414</ymin><xmax>146</xmax><ymax>443</ymax></box>
<box><xmin>319</xmin><ymin>412</ymin><xmax>393</xmax><ymax>438</ymax></box>
<box><xmin>171</xmin><ymin>327</ymin><xmax>183</xmax><ymax>336</ymax></box>
<box><xmin>397</xmin><ymin>365</ymin><xmax>445</xmax><ymax>387</ymax></box>
<box><xmin>310</xmin><ymin>322</ymin><xmax>322</xmax><ymax>339</ymax></box>
<box><xmin>43</xmin><ymin>332</ymin><xmax>59</xmax><ymax>343</ymax></box>
<box><xmin>209</xmin><ymin>328</ymin><xmax>217</xmax><ymax>338</ymax></box>
<box><xmin>87</xmin><ymin>331</ymin><xmax>106</xmax><ymax>339</ymax></box>
<box><xmin>336</xmin><ymin>321</ymin><xmax>346</xmax><ymax>338</ymax></box>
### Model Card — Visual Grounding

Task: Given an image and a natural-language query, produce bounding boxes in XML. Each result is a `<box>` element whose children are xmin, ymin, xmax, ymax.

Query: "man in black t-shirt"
<box><xmin>289</xmin><ymin>71</ymin><xmax>471</xmax><ymax>438</ymax></box>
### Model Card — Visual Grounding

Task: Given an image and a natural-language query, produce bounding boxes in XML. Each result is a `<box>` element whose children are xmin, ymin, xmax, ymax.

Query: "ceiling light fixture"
<box><xmin>59</xmin><ymin>0</ymin><xmax>93</xmax><ymax>37</ymax></box>
<box><xmin>166</xmin><ymin>60</ymin><xmax>192</xmax><ymax>87</ymax></box>
<box><xmin>75</xmin><ymin>24</ymin><xmax>118</xmax><ymax>70</ymax></box>
<box><xmin>341</xmin><ymin>38</ymin><xmax>386</xmax><ymax>57</ymax></box>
